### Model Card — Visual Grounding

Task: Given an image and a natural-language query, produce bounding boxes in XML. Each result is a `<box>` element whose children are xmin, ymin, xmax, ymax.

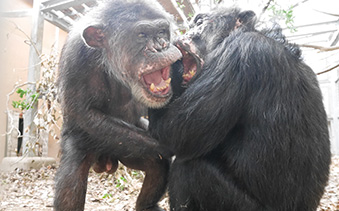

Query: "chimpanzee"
<box><xmin>54</xmin><ymin>1</ymin><xmax>182</xmax><ymax>211</ymax></box>
<box><xmin>148</xmin><ymin>7</ymin><xmax>331</xmax><ymax>211</ymax></box>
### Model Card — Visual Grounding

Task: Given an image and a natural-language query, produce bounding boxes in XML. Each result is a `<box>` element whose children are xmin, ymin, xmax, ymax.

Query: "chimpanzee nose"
<box><xmin>154</xmin><ymin>37</ymin><xmax>168</xmax><ymax>52</ymax></box>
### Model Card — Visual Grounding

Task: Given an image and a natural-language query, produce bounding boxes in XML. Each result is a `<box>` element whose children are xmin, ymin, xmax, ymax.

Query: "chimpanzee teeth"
<box><xmin>183</xmin><ymin>70</ymin><xmax>196</xmax><ymax>79</ymax></box>
<box><xmin>150</xmin><ymin>83</ymin><xmax>155</xmax><ymax>92</ymax></box>
<box><xmin>150</xmin><ymin>82</ymin><xmax>170</xmax><ymax>93</ymax></box>
<box><xmin>189</xmin><ymin>70</ymin><xmax>196</xmax><ymax>76</ymax></box>
<box><xmin>156</xmin><ymin>86</ymin><xmax>165</xmax><ymax>91</ymax></box>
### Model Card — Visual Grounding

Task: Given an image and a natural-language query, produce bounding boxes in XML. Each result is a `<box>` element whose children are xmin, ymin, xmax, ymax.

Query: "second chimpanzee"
<box><xmin>149</xmin><ymin>7</ymin><xmax>331</xmax><ymax>211</ymax></box>
<box><xmin>54</xmin><ymin>1</ymin><xmax>182</xmax><ymax>211</ymax></box>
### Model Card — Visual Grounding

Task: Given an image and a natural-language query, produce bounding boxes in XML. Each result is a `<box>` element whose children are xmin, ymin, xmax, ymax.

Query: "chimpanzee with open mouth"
<box><xmin>54</xmin><ymin>1</ymin><xmax>182</xmax><ymax>211</ymax></box>
<box><xmin>149</xmin><ymin>7</ymin><xmax>331</xmax><ymax>211</ymax></box>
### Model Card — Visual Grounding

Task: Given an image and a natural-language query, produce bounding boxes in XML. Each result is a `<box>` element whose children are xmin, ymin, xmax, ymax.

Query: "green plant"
<box><xmin>268</xmin><ymin>3</ymin><xmax>297</xmax><ymax>33</ymax></box>
<box><xmin>8</xmin><ymin>50</ymin><xmax>62</xmax><ymax>156</ymax></box>
<box><xmin>188</xmin><ymin>12</ymin><xmax>194</xmax><ymax>19</ymax></box>
<box><xmin>115</xmin><ymin>176</ymin><xmax>127</xmax><ymax>190</ymax></box>
<box><xmin>12</xmin><ymin>88</ymin><xmax>39</xmax><ymax>111</ymax></box>
<box><xmin>176</xmin><ymin>0</ymin><xmax>185</xmax><ymax>9</ymax></box>
<box><xmin>131</xmin><ymin>170</ymin><xmax>140</xmax><ymax>178</ymax></box>
<box><xmin>102</xmin><ymin>193</ymin><xmax>113</xmax><ymax>199</ymax></box>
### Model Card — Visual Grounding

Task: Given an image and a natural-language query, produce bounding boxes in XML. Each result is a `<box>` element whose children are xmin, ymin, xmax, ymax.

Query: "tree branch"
<box><xmin>261</xmin><ymin>0</ymin><xmax>274</xmax><ymax>14</ymax></box>
<box><xmin>7</xmin><ymin>19</ymin><xmax>41</xmax><ymax>56</ymax></box>
<box><xmin>300</xmin><ymin>44</ymin><xmax>339</xmax><ymax>52</ymax></box>
<box><xmin>291</xmin><ymin>0</ymin><xmax>310</xmax><ymax>9</ymax></box>
<box><xmin>314</xmin><ymin>10</ymin><xmax>339</xmax><ymax>17</ymax></box>
<box><xmin>317</xmin><ymin>64</ymin><xmax>339</xmax><ymax>75</ymax></box>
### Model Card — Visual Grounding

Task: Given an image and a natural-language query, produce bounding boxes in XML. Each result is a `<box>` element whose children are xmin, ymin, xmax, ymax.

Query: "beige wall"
<box><xmin>0</xmin><ymin>0</ymin><xmax>67</xmax><ymax>162</ymax></box>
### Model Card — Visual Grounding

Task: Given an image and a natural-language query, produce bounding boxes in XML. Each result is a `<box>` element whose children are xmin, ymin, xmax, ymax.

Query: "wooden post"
<box><xmin>23</xmin><ymin>0</ymin><xmax>44</xmax><ymax>156</ymax></box>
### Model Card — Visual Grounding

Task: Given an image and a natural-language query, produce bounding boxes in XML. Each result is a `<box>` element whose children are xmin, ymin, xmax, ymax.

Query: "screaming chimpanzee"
<box><xmin>148</xmin><ymin>7</ymin><xmax>331</xmax><ymax>211</ymax></box>
<box><xmin>54</xmin><ymin>1</ymin><xmax>182</xmax><ymax>211</ymax></box>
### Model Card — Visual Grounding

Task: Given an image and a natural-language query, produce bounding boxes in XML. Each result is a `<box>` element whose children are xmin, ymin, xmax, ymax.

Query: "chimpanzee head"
<box><xmin>175</xmin><ymin>8</ymin><xmax>256</xmax><ymax>86</ymax></box>
<box><xmin>81</xmin><ymin>0</ymin><xmax>182</xmax><ymax>108</ymax></box>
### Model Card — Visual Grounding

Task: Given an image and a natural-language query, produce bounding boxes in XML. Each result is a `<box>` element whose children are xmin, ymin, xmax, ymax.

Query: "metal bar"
<box><xmin>72</xmin><ymin>4</ymin><xmax>86</xmax><ymax>14</ymax></box>
<box><xmin>0</xmin><ymin>9</ymin><xmax>32</xmax><ymax>18</ymax></box>
<box><xmin>52</xmin><ymin>10</ymin><xmax>75</xmax><ymax>25</ymax></box>
<box><xmin>41</xmin><ymin>0</ymin><xmax>95</xmax><ymax>12</ymax></box>
<box><xmin>23</xmin><ymin>0</ymin><xmax>44</xmax><ymax>157</ymax></box>
<box><xmin>43</xmin><ymin>12</ymin><xmax>71</xmax><ymax>32</ymax></box>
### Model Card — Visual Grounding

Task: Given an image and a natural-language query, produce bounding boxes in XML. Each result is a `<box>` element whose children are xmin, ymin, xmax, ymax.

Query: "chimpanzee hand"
<box><xmin>92</xmin><ymin>143</ymin><xmax>173</xmax><ymax>174</ymax></box>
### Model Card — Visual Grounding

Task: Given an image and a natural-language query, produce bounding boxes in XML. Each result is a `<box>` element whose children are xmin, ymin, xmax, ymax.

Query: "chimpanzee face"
<box><xmin>128</xmin><ymin>19</ymin><xmax>180</xmax><ymax>106</ymax></box>
<box><xmin>175</xmin><ymin>8</ymin><xmax>256</xmax><ymax>86</ymax></box>
<box><xmin>82</xmin><ymin>9</ymin><xmax>182</xmax><ymax>108</ymax></box>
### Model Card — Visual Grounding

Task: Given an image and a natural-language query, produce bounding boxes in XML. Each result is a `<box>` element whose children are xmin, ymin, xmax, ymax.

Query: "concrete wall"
<box><xmin>0</xmin><ymin>0</ymin><xmax>67</xmax><ymax>163</ymax></box>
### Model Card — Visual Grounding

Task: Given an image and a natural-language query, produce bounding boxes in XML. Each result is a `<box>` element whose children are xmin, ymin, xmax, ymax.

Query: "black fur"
<box><xmin>149</xmin><ymin>7</ymin><xmax>331</xmax><ymax>211</ymax></box>
<box><xmin>54</xmin><ymin>1</ymin><xmax>183</xmax><ymax>210</ymax></box>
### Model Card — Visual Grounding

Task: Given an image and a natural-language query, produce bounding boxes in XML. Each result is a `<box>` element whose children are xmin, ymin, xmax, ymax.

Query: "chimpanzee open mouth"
<box><xmin>142</xmin><ymin>66</ymin><xmax>172</xmax><ymax>96</ymax></box>
<box><xmin>176</xmin><ymin>40</ymin><xmax>203</xmax><ymax>86</ymax></box>
<box><xmin>140</xmin><ymin>44</ymin><xmax>182</xmax><ymax>100</ymax></box>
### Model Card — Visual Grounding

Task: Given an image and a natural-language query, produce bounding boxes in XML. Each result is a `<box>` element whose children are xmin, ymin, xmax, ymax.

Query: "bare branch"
<box><xmin>291</xmin><ymin>0</ymin><xmax>310</xmax><ymax>9</ymax></box>
<box><xmin>317</xmin><ymin>64</ymin><xmax>339</xmax><ymax>75</ymax></box>
<box><xmin>314</xmin><ymin>10</ymin><xmax>339</xmax><ymax>17</ymax></box>
<box><xmin>261</xmin><ymin>0</ymin><xmax>274</xmax><ymax>14</ymax></box>
<box><xmin>300</xmin><ymin>44</ymin><xmax>339</xmax><ymax>52</ymax></box>
<box><xmin>6</xmin><ymin>19</ymin><xmax>41</xmax><ymax>57</ymax></box>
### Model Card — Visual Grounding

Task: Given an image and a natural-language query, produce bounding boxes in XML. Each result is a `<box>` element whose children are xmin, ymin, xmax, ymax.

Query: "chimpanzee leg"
<box><xmin>120</xmin><ymin>155</ymin><xmax>170</xmax><ymax>211</ymax></box>
<box><xmin>54</xmin><ymin>135</ymin><xmax>93</xmax><ymax>211</ymax></box>
<box><xmin>168</xmin><ymin>159</ymin><xmax>264</xmax><ymax>211</ymax></box>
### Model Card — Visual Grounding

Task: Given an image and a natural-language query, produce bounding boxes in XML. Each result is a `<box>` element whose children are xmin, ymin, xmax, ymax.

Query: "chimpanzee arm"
<box><xmin>80</xmin><ymin>106</ymin><xmax>167</xmax><ymax>156</ymax></box>
<box><xmin>61</xmin><ymin>73</ymin><xmax>168</xmax><ymax>159</ymax></box>
<box><xmin>59</xmin><ymin>56</ymin><xmax>169</xmax><ymax>158</ymax></box>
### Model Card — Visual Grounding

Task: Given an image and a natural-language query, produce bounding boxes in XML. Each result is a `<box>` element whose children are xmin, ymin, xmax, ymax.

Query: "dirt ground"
<box><xmin>0</xmin><ymin>156</ymin><xmax>338</xmax><ymax>211</ymax></box>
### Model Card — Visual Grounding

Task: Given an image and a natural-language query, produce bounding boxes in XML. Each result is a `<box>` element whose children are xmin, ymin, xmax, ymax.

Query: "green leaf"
<box><xmin>12</xmin><ymin>101</ymin><xmax>18</xmax><ymax>108</ymax></box>
<box><xmin>16</xmin><ymin>88</ymin><xmax>27</xmax><ymax>98</ymax></box>
<box><xmin>102</xmin><ymin>193</ymin><xmax>112</xmax><ymax>199</ymax></box>
<box><xmin>120</xmin><ymin>176</ymin><xmax>127</xmax><ymax>182</ymax></box>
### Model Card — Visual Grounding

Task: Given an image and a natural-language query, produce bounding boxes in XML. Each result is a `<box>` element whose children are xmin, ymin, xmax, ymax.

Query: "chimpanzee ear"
<box><xmin>82</xmin><ymin>25</ymin><xmax>106</xmax><ymax>48</ymax></box>
<box><xmin>237</xmin><ymin>10</ymin><xmax>256</xmax><ymax>25</ymax></box>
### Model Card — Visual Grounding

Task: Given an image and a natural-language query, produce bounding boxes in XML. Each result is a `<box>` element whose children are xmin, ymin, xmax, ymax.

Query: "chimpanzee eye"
<box><xmin>138</xmin><ymin>32</ymin><xmax>147</xmax><ymax>38</ymax></box>
<box><xmin>158</xmin><ymin>30</ymin><xmax>166</xmax><ymax>37</ymax></box>
<box><xmin>196</xmin><ymin>19</ymin><xmax>203</xmax><ymax>26</ymax></box>
<box><xmin>158</xmin><ymin>30</ymin><xmax>169</xmax><ymax>39</ymax></box>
